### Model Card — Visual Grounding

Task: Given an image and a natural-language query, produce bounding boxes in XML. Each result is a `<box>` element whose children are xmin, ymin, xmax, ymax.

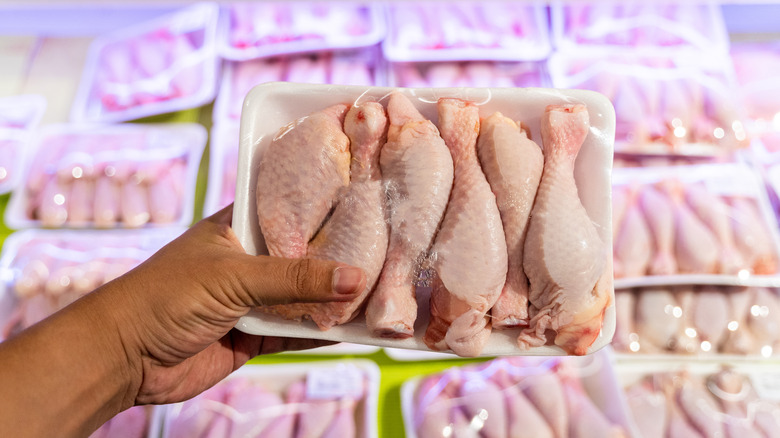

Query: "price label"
<box><xmin>750</xmin><ymin>373</ymin><xmax>780</xmax><ymax>401</ymax></box>
<box><xmin>306</xmin><ymin>365</ymin><xmax>364</xmax><ymax>400</ymax></box>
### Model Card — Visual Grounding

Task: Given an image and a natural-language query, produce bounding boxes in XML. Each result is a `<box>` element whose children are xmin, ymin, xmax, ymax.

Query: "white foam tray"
<box><xmin>232</xmin><ymin>82</ymin><xmax>615</xmax><ymax>357</ymax></box>
<box><xmin>150</xmin><ymin>359</ymin><xmax>380</xmax><ymax>438</ymax></box>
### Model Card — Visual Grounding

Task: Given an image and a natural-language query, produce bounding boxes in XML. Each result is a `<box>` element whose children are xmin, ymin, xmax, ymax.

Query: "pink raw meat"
<box><xmin>638</xmin><ymin>185</ymin><xmax>677</xmax><ymax>275</ymax></box>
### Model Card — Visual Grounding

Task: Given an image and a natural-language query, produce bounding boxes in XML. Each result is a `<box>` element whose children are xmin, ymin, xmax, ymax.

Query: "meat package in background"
<box><xmin>233</xmin><ymin>84</ymin><xmax>615</xmax><ymax>357</ymax></box>
<box><xmin>219</xmin><ymin>2</ymin><xmax>385</xmax><ymax>60</ymax></box>
<box><xmin>613</xmin><ymin>286</ymin><xmax>780</xmax><ymax>357</ymax></box>
<box><xmin>730</xmin><ymin>42</ymin><xmax>780</xmax><ymax>128</ymax></box>
<box><xmin>0</xmin><ymin>95</ymin><xmax>46</xmax><ymax>195</ymax></box>
<box><xmin>402</xmin><ymin>352</ymin><xmax>630</xmax><ymax>438</ymax></box>
<box><xmin>156</xmin><ymin>361</ymin><xmax>379</xmax><ymax>438</ymax></box>
<box><xmin>71</xmin><ymin>3</ymin><xmax>219</xmax><ymax>123</ymax></box>
<box><xmin>203</xmin><ymin>123</ymin><xmax>240</xmax><ymax>217</ymax></box>
<box><xmin>383</xmin><ymin>2</ymin><xmax>551</xmax><ymax>62</ymax></box>
<box><xmin>612</xmin><ymin>163</ymin><xmax>780</xmax><ymax>286</ymax></box>
<box><xmin>5</xmin><ymin>123</ymin><xmax>206</xmax><ymax>230</ymax></box>
<box><xmin>0</xmin><ymin>229</ymin><xmax>181</xmax><ymax>341</ymax></box>
<box><xmin>391</xmin><ymin>61</ymin><xmax>548</xmax><ymax>88</ymax></box>
<box><xmin>620</xmin><ymin>366</ymin><xmax>780</xmax><ymax>438</ymax></box>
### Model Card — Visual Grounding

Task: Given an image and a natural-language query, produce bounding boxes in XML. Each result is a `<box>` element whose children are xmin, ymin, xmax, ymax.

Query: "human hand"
<box><xmin>98</xmin><ymin>204</ymin><xmax>366</xmax><ymax>407</ymax></box>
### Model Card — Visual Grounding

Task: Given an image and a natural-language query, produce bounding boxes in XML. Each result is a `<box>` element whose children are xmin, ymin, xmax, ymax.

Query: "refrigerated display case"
<box><xmin>1</xmin><ymin>2</ymin><xmax>780</xmax><ymax>437</ymax></box>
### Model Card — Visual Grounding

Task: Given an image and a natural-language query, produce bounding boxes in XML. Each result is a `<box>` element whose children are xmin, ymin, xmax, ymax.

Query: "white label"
<box><xmin>306</xmin><ymin>365</ymin><xmax>364</xmax><ymax>400</ymax></box>
<box><xmin>750</xmin><ymin>373</ymin><xmax>780</xmax><ymax>402</ymax></box>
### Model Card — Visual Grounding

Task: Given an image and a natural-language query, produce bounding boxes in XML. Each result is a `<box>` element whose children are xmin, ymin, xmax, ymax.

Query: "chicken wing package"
<box><xmin>549</xmin><ymin>52</ymin><xmax>748</xmax><ymax>157</ymax></box>
<box><xmin>612</xmin><ymin>163</ymin><xmax>780</xmax><ymax>289</ymax></box>
<box><xmin>730</xmin><ymin>42</ymin><xmax>780</xmax><ymax>132</ymax></box>
<box><xmin>150</xmin><ymin>360</ymin><xmax>379</xmax><ymax>438</ymax></box>
<box><xmin>388</xmin><ymin>61</ymin><xmax>550</xmax><ymax>89</ymax></box>
<box><xmin>551</xmin><ymin>3</ymin><xmax>729</xmax><ymax>55</ymax></box>
<box><xmin>0</xmin><ymin>95</ymin><xmax>46</xmax><ymax>195</ymax></box>
<box><xmin>382</xmin><ymin>2</ymin><xmax>551</xmax><ymax>62</ymax></box>
<box><xmin>70</xmin><ymin>3</ymin><xmax>219</xmax><ymax>123</ymax></box>
<box><xmin>232</xmin><ymin>82</ymin><xmax>616</xmax><ymax>357</ymax></box>
<box><xmin>217</xmin><ymin>2</ymin><xmax>386</xmax><ymax>61</ymax></box>
<box><xmin>616</xmin><ymin>360</ymin><xmax>780</xmax><ymax>438</ymax></box>
<box><xmin>0</xmin><ymin>228</ymin><xmax>184</xmax><ymax>342</ymax></box>
<box><xmin>213</xmin><ymin>47</ymin><xmax>385</xmax><ymax>123</ymax></box>
<box><xmin>5</xmin><ymin>123</ymin><xmax>206</xmax><ymax>230</ymax></box>
<box><xmin>612</xmin><ymin>286</ymin><xmax>780</xmax><ymax>358</ymax></box>
<box><xmin>401</xmin><ymin>350</ymin><xmax>631</xmax><ymax>438</ymax></box>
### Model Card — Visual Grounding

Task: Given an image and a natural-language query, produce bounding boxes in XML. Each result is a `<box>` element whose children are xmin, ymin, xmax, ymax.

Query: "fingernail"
<box><xmin>332</xmin><ymin>267</ymin><xmax>364</xmax><ymax>295</ymax></box>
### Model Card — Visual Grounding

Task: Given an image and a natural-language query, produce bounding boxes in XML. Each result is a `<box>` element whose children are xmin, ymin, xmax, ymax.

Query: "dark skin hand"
<box><xmin>0</xmin><ymin>204</ymin><xmax>366</xmax><ymax>438</ymax></box>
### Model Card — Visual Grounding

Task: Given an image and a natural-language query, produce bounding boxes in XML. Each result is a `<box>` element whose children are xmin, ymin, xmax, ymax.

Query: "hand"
<box><xmin>100</xmin><ymin>204</ymin><xmax>366</xmax><ymax>406</ymax></box>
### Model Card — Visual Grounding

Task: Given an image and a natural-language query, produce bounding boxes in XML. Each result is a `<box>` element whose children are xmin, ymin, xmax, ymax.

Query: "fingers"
<box><xmin>231</xmin><ymin>256</ymin><xmax>366</xmax><ymax>307</ymax></box>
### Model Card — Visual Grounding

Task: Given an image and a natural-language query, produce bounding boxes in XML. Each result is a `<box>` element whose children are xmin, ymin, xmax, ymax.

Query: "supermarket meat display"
<box><xmin>0</xmin><ymin>95</ymin><xmax>45</xmax><ymax>194</ymax></box>
<box><xmin>392</xmin><ymin>61</ymin><xmax>546</xmax><ymax>88</ymax></box>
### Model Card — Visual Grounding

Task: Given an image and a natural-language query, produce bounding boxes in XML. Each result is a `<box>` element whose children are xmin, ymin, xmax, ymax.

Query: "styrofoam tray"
<box><xmin>70</xmin><ymin>2</ymin><xmax>220</xmax><ymax>123</ymax></box>
<box><xmin>400</xmin><ymin>348</ymin><xmax>631</xmax><ymax>438</ymax></box>
<box><xmin>150</xmin><ymin>359</ymin><xmax>380</xmax><ymax>438</ymax></box>
<box><xmin>232</xmin><ymin>82</ymin><xmax>616</xmax><ymax>357</ymax></box>
<box><xmin>0</xmin><ymin>95</ymin><xmax>46</xmax><ymax>195</ymax></box>
<box><xmin>5</xmin><ymin>123</ymin><xmax>206</xmax><ymax>230</ymax></box>
<box><xmin>216</xmin><ymin>2</ymin><xmax>386</xmax><ymax>61</ymax></box>
<box><xmin>382</xmin><ymin>2</ymin><xmax>551</xmax><ymax>62</ymax></box>
<box><xmin>612</xmin><ymin>163</ymin><xmax>780</xmax><ymax>289</ymax></box>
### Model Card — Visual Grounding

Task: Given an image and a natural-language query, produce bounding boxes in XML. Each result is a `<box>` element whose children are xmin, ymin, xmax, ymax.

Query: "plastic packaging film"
<box><xmin>0</xmin><ymin>95</ymin><xmax>46</xmax><ymax>195</ymax></box>
<box><xmin>0</xmin><ymin>228</ymin><xmax>184</xmax><ymax>342</ymax></box>
<box><xmin>5</xmin><ymin>123</ymin><xmax>206</xmax><ymax>230</ymax></box>
<box><xmin>153</xmin><ymin>360</ymin><xmax>380</xmax><ymax>438</ymax></box>
<box><xmin>231</xmin><ymin>83</ymin><xmax>616</xmax><ymax>357</ymax></box>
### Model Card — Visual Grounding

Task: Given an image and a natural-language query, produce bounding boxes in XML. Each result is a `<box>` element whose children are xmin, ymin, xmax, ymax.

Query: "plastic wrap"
<box><xmin>613</xmin><ymin>286</ymin><xmax>780</xmax><ymax>358</ymax></box>
<box><xmin>70</xmin><ymin>3</ymin><xmax>219</xmax><ymax>123</ymax></box>
<box><xmin>204</xmin><ymin>123</ymin><xmax>239</xmax><ymax>217</ymax></box>
<box><xmin>551</xmin><ymin>3</ymin><xmax>729</xmax><ymax>55</ymax></box>
<box><xmin>213</xmin><ymin>47</ymin><xmax>384</xmax><ymax>123</ymax></box>
<box><xmin>0</xmin><ymin>95</ymin><xmax>46</xmax><ymax>195</ymax></box>
<box><xmin>6</xmin><ymin>123</ymin><xmax>206</xmax><ymax>230</ymax></box>
<box><xmin>217</xmin><ymin>2</ymin><xmax>385</xmax><ymax>61</ymax></box>
<box><xmin>612</xmin><ymin>163</ymin><xmax>780</xmax><ymax>288</ymax></box>
<box><xmin>549</xmin><ymin>52</ymin><xmax>747</xmax><ymax>156</ymax></box>
<box><xmin>401</xmin><ymin>350</ymin><xmax>630</xmax><ymax>438</ymax></box>
<box><xmin>617</xmin><ymin>361</ymin><xmax>780</xmax><ymax>438</ymax></box>
<box><xmin>0</xmin><ymin>228</ymin><xmax>183</xmax><ymax>341</ymax></box>
<box><xmin>382</xmin><ymin>2</ymin><xmax>551</xmax><ymax>62</ymax></box>
<box><xmin>730</xmin><ymin>42</ymin><xmax>780</xmax><ymax>132</ymax></box>
<box><xmin>151</xmin><ymin>360</ymin><xmax>379</xmax><ymax>438</ymax></box>
<box><xmin>388</xmin><ymin>61</ymin><xmax>549</xmax><ymax>88</ymax></box>
<box><xmin>231</xmin><ymin>83</ymin><xmax>615</xmax><ymax>357</ymax></box>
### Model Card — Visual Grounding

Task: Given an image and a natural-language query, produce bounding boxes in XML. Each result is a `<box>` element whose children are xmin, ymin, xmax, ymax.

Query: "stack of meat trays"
<box><xmin>0</xmin><ymin>95</ymin><xmax>46</xmax><ymax>195</ymax></box>
<box><xmin>549</xmin><ymin>52</ymin><xmax>747</xmax><ymax>157</ymax></box>
<box><xmin>0</xmin><ymin>228</ymin><xmax>183</xmax><ymax>342</ymax></box>
<box><xmin>208</xmin><ymin>3</ymin><xmax>386</xmax><ymax>216</ymax></box>
<box><xmin>151</xmin><ymin>360</ymin><xmax>380</xmax><ymax>438</ymax></box>
<box><xmin>616</xmin><ymin>359</ymin><xmax>780</xmax><ymax>437</ymax></box>
<box><xmin>70</xmin><ymin>3</ymin><xmax>220</xmax><ymax>123</ymax></box>
<box><xmin>5</xmin><ymin>123</ymin><xmax>206</xmax><ymax>230</ymax></box>
<box><xmin>401</xmin><ymin>351</ymin><xmax>632</xmax><ymax>438</ymax></box>
<box><xmin>550</xmin><ymin>3</ymin><xmax>729</xmax><ymax>56</ymax></box>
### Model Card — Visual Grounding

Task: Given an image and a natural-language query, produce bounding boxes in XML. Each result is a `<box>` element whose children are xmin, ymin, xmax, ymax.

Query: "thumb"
<box><xmin>230</xmin><ymin>255</ymin><xmax>366</xmax><ymax>307</ymax></box>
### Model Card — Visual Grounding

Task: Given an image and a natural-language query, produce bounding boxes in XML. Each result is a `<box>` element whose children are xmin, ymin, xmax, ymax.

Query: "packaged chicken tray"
<box><xmin>551</xmin><ymin>3</ymin><xmax>729</xmax><ymax>55</ymax></box>
<box><xmin>70</xmin><ymin>3</ymin><xmax>219</xmax><ymax>123</ymax></box>
<box><xmin>730</xmin><ymin>41</ymin><xmax>780</xmax><ymax>132</ymax></box>
<box><xmin>150</xmin><ymin>360</ymin><xmax>379</xmax><ymax>438</ymax></box>
<box><xmin>613</xmin><ymin>286</ymin><xmax>780</xmax><ymax>358</ymax></box>
<box><xmin>217</xmin><ymin>2</ymin><xmax>386</xmax><ymax>61</ymax></box>
<box><xmin>388</xmin><ymin>60</ymin><xmax>550</xmax><ymax>89</ymax></box>
<box><xmin>616</xmin><ymin>359</ymin><xmax>780</xmax><ymax>438</ymax></box>
<box><xmin>0</xmin><ymin>94</ymin><xmax>46</xmax><ymax>195</ymax></box>
<box><xmin>232</xmin><ymin>82</ymin><xmax>616</xmax><ymax>357</ymax></box>
<box><xmin>0</xmin><ymin>228</ymin><xmax>184</xmax><ymax>342</ymax></box>
<box><xmin>401</xmin><ymin>350</ymin><xmax>631</xmax><ymax>438</ymax></box>
<box><xmin>612</xmin><ymin>163</ymin><xmax>780</xmax><ymax>289</ymax></box>
<box><xmin>382</xmin><ymin>2</ymin><xmax>551</xmax><ymax>62</ymax></box>
<box><xmin>5</xmin><ymin>123</ymin><xmax>206</xmax><ymax>230</ymax></box>
<box><xmin>213</xmin><ymin>47</ymin><xmax>385</xmax><ymax>123</ymax></box>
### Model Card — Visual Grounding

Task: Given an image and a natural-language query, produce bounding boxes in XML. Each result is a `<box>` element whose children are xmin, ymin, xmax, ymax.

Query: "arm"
<box><xmin>0</xmin><ymin>205</ymin><xmax>366</xmax><ymax>438</ymax></box>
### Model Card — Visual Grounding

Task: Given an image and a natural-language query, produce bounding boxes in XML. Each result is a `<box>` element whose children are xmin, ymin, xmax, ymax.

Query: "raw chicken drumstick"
<box><xmin>256</xmin><ymin>103</ymin><xmax>350</xmax><ymax>259</ymax></box>
<box><xmin>476</xmin><ymin>112</ymin><xmax>543</xmax><ymax>328</ymax></box>
<box><xmin>519</xmin><ymin>104</ymin><xmax>610</xmax><ymax>356</ymax></box>
<box><xmin>423</xmin><ymin>98</ymin><xmax>507</xmax><ymax>357</ymax></box>
<box><xmin>261</xmin><ymin>103</ymin><xmax>389</xmax><ymax>329</ymax></box>
<box><xmin>365</xmin><ymin>92</ymin><xmax>453</xmax><ymax>338</ymax></box>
